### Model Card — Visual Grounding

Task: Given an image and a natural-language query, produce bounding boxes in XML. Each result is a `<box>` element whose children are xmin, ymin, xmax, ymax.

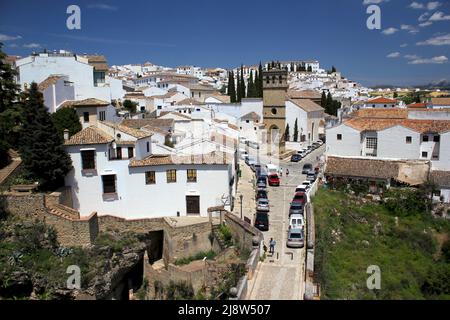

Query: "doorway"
<box><xmin>186</xmin><ymin>195</ymin><xmax>200</xmax><ymax>215</ymax></box>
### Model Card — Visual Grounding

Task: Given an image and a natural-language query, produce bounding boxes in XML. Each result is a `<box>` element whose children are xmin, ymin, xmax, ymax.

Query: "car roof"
<box><xmin>302</xmin><ymin>181</ymin><xmax>310</xmax><ymax>184</ymax></box>
<box><xmin>290</xmin><ymin>214</ymin><xmax>303</xmax><ymax>219</ymax></box>
<box><xmin>288</xmin><ymin>228</ymin><xmax>303</xmax><ymax>234</ymax></box>
<box><xmin>296</xmin><ymin>184</ymin><xmax>306</xmax><ymax>188</ymax></box>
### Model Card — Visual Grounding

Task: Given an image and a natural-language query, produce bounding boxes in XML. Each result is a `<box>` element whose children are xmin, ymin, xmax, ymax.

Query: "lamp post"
<box><xmin>239</xmin><ymin>194</ymin><xmax>243</xmax><ymax>220</ymax></box>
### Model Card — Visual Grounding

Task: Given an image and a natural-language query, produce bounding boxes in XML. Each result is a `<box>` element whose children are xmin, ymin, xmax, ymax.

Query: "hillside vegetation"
<box><xmin>313</xmin><ymin>188</ymin><xmax>450</xmax><ymax>300</ymax></box>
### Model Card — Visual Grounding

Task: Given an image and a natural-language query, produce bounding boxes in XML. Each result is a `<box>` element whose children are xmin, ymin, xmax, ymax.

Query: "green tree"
<box><xmin>293</xmin><ymin>119</ymin><xmax>299</xmax><ymax>142</ymax></box>
<box><xmin>331</xmin><ymin>66</ymin><xmax>337</xmax><ymax>73</ymax></box>
<box><xmin>284</xmin><ymin>123</ymin><xmax>290</xmax><ymax>141</ymax></box>
<box><xmin>0</xmin><ymin>43</ymin><xmax>22</xmax><ymax>167</ymax></box>
<box><xmin>240</xmin><ymin>65</ymin><xmax>246</xmax><ymax>100</ymax></box>
<box><xmin>123</xmin><ymin>99</ymin><xmax>138</xmax><ymax>113</ymax></box>
<box><xmin>326</xmin><ymin>92</ymin><xmax>333</xmax><ymax>114</ymax></box>
<box><xmin>321</xmin><ymin>91</ymin><xmax>327</xmax><ymax>110</ymax></box>
<box><xmin>18</xmin><ymin>83</ymin><xmax>72</xmax><ymax>190</ymax></box>
<box><xmin>257</xmin><ymin>62</ymin><xmax>263</xmax><ymax>97</ymax></box>
<box><xmin>307</xmin><ymin>66</ymin><xmax>312</xmax><ymax>72</ymax></box>
<box><xmin>51</xmin><ymin>107</ymin><xmax>82</xmax><ymax>139</ymax></box>
<box><xmin>247</xmin><ymin>71</ymin><xmax>254</xmax><ymax>98</ymax></box>
<box><xmin>236</xmin><ymin>72</ymin><xmax>242</xmax><ymax>102</ymax></box>
<box><xmin>228</xmin><ymin>71</ymin><xmax>236</xmax><ymax>103</ymax></box>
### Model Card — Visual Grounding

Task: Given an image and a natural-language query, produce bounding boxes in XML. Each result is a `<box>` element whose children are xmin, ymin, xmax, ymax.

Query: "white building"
<box><xmin>15</xmin><ymin>50</ymin><xmax>112</xmax><ymax>102</ymax></box>
<box><xmin>38</xmin><ymin>75</ymin><xmax>75</xmax><ymax>113</ymax></box>
<box><xmin>64</xmin><ymin>122</ymin><xmax>236</xmax><ymax>219</ymax></box>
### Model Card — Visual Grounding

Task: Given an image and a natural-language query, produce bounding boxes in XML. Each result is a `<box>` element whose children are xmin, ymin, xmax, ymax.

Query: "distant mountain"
<box><xmin>370</xmin><ymin>79</ymin><xmax>450</xmax><ymax>91</ymax></box>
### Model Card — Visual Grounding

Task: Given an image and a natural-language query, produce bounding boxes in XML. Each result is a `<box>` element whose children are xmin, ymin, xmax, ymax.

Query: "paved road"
<box><xmin>247</xmin><ymin>145</ymin><xmax>325</xmax><ymax>300</ymax></box>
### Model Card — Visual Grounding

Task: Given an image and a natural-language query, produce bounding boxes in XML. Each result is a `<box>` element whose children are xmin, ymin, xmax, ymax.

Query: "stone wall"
<box><xmin>224</xmin><ymin>212</ymin><xmax>263</xmax><ymax>251</ymax></box>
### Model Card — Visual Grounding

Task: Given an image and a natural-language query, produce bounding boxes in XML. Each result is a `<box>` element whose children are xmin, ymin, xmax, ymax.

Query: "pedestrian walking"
<box><xmin>286</xmin><ymin>168</ymin><xmax>289</xmax><ymax>176</ymax></box>
<box><xmin>269</xmin><ymin>238</ymin><xmax>276</xmax><ymax>254</ymax></box>
<box><xmin>280</xmin><ymin>167</ymin><xmax>283</xmax><ymax>177</ymax></box>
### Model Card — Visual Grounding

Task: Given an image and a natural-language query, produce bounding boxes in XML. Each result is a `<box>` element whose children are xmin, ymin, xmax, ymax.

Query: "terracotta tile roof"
<box><xmin>38</xmin><ymin>75</ymin><xmax>63</xmax><ymax>91</ymax></box>
<box><xmin>141</xmin><ymin>125</ymin><xmax>169</xmax><ymax>136</ymax></box>
<box><xmin>101</xmin><ymin>121</ymin><xmax>152</xmax><ymax>139</ymax></box>
<box><xmin>367</xmin><ymin>97</ymin><xmax>398</xmax><ymax>104</ymax></box>
<box><xmin>85</xmin><ymin>55</ymin><xmax>108</xmax><ymax>71</ymax></box>
<box><xmin>353</xmin><ymin>108</ymin><xmax>408</xmax><ymax>119</ymax></box>
<box><xmin>287</xmin><ymin>89</ymin><xmax>322</xmax><ymax>99</ymax></box>
<box><xmin>407</xmin><ymin>103</ymin><xmax>427</xmax><ymax>108</ymax></box>
<box><xmin>289</xmin><ymin>99</ymin><xmax>324</xmax><ymax>113</ymax></box>
<box><xmin>151</xmin><ymin>91</ymin><xmax>179</xmax><ymax>99</ymax></box>
<box><xmin>159</xmin><ymin>111</ymin><xmax>192</xmax><ymax>120</ymax></box>
<box><xmin>431</xmin><ymin>98</ymin><xmax>450</xmax><ymax>106</ymax></box>
<box><xmin>121</xmin><ymin>118</ymin><xmax>174</xmax><ymax>131</ymax></box>
<box><xmin>430</xmin><ymin>170</ymin><xmax>450</xmax><ymax>187</ymax></box>
<box><xmin>64</xmin><ymin>126</ymin><xmax>113</xmax><ymax>146</ymax></box>
<box><xmin>183</xmin><ymin>83</ymin><xmax>216</xmax><ymax>91</ymax></box>
<box><xmin>210</xmin><ymin>132</ymin><xmax>238</xmax><ymax>148</ymax></box>
<box><xmin>345</xmin><ymin>117</ymin><xmax>450</xmax><ymax>133</ymax></box>
<box><xmin>59</xmin><ymin>98</ymin><xmax>110</xmax><ymax>108</ymax></box>
<box><xmin>205</xmin><ymin>94</ymin><xmax>231</xmax><ymax>103</ymax></box>
<box><xmin>176</xmin><ymin>98</ymin><xmax>204</xmax><ymax>105</ymax></box>
<box><xmin>240</xmin><ymin>111</ymin><xmax>261</xmax><ymax>121</ymax></box>
<box><xmin>228</xmin><ymin>123</ymin><xmax>239</xmax><ymax>131</ymax></box>
<box><xmin>129</xmin><ymin>151</ymin><xmax>232</xmax><ymax>167</ymax></box>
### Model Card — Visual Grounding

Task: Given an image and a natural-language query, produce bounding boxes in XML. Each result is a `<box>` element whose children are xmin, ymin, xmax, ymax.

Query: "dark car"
<box><xmin>256</xmin><ymin>189</ymin><xmax>268</xmax><ymax>200</ymax></box>
<box><xmin>289</xmin><ymin>202</ymin><xmax>304</xmax><ymax>216</ymax></box>
<box><xmin>292</xmin><ymin>192</ymin><xmax>306</xmax><ymax>204</ymax></box>
<box><xmin>302</xmin><ymin>163</ymin><xmax>313</xmax><ymax>174</ymax></box>
<box><xmin>268</xmin><ymin>174</ymin><xmax>280</xmax><ymax>186</ymax></box>
<box><xmin>306</xmin><ymin>171</ymin><xmax>317</xmax><ymax>182</ymax></box>
<box><xmin>254</xmin><ymin>211</ymin><xmax>269</xmax><ymax>231</ymax></box>
<box><xmin>290</xmin><ymin>154</ymin><xmax>302</xmax><ymax>162</ymax></box>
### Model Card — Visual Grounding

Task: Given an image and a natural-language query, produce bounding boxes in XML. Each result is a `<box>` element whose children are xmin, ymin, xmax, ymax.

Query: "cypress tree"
<box><xmin>326</xmin><ymin>92</ymin><xmax>333</xmax><ymax>115</ymax></box>
<box><xmin>293</xmin><ymin>119</ymin><xmax>299</xmax><ymax>142</ymax></box>
<box><xmin>247</xmin><ymin>70</ymin><xmax>254</xmax><ymax>98</ymax></box>
<box><xmin>236</xmin><ymin>71</ymin><xmax>242</xmax><ymax>102</ymax></box>
<box><xmin>284</xmin><ymin>123</ymin><xmax>290</xmax><ymax>142</ymax></box>
<box><xmin>19</xmin><ymin>82</ymin><xmax>72</xmax><ymax>190</ymax></box>
<box><xmin>258</xmin><ymin>62</ymin><xmax>263</xmax><ymax>97</ymax></box>
<box><xmin>321</xmin><ymin>91</ymin><xmax>327</xmax><ymax>110</ymax></box>
<box><xmin>240</xmin><ymin>65</ymin><xmax>246</xmax><ymax>99</ymax></box>
<box><xmin>229</xmin><ymin>71</ymin><xmax>236</xmax><ymax>103</ymax></box>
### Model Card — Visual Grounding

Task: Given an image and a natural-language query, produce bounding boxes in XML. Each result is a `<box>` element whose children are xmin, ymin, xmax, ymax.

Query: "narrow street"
<box><xmin>246</xmin><ymin>145</ymin><xmax>325</xmax><ymax>300</ymax></box>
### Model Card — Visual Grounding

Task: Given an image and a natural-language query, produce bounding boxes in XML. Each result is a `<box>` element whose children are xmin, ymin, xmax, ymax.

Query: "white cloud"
<box><xmin>382</xmin><ymin>27</ymin><xmax>399</xmax><ymax>35</ymax></box>
<box><xmin>409</xmin><ymin>1</ymin><xmax>425</xmax><ymax>9</ymax></box>
<box><xmin>418</xmin><ymin>12</ymin><xmax>430</xmax><ymax>21</ymax></box>
<box><xmin>87</xmin><ymin>3</ymin><xmax>118</xmax><ymax>11</ymax></box>
<box><xmin>427</xmin><ymin>1</ymin><xmax>441</xmax><ymax>10</ymax></box>
<box><xmin>408</xmin><ymin>55</ymin><xmax>448</xmax><ymax>64</ymax></box>
<box><xmin>405</xmin><ymin>54</ymin><xmax>421</xmax><ymax>60</ymax></box>
<box><xmin>0</xmin><ymin>33</ymin><xmax>22</xmax><ymax>41</ymax></box>
<box><xmin>401</xmin><ymin>24</ymin><xmax>419</xmax><ymax>33</ymax></box>
<box><xmin>363</xmin><ymin>0</ymin><xmax>389</xmax><ymax>5</ymax></box>
<box><xmin>387</xmin><ymin>52</ymin><xmax>401</xmax><ymax>58</ymax></box>
<box><xmin>417</xmin><ymin>33</ymin><xmax>450</xmax><ymax>45</ymax></box>
<box><xmin>429</xmin><ymin>11</ymin><xmax>450</xmax><ymax>21</ymax></box>
<box><xmin>419</xmin><ymin>21</ymin><xmax>433</xmax><ymax>27</ymax></box>
<box><xmin>400</xmin><ymin>43</ymin><xmax>409</xmax><ymax>47</ymax></box>
<box><xmin>23</xmin><ymin>43</ymin><xmax>41</xmax><ymax>48</ymax></box>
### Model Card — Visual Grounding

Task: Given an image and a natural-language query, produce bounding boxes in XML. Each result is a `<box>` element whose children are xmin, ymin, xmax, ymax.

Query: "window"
<box><xmin>271</xmin><ymin>108</ymin><xmax>277</xmax><ymax>115</ymax></box>
<box><xmin>145</xmin><ymin>171</ymin><xmax>156</xmax><ymax>184</ymax></box>
<box><xmin>99</xmin><ymin>111</ymin><xmax>106</xmax><ymax>121</ymax></box>
<box><xmin>187</xmin><ymin>169</ymin><xmax>197</xmax><ymax>183</ymax></box>
<box><xmin>423</xmin><ymin>135</ymin><xmax>429</xmax><ymax>142</ymax></box>
<box><xmin>81</xmin><ymin>150</ymin><xmax>95</xmax><ymax>170</ymax></box>
<box><xmin>116</xmin><ymin>147</ymin><xmax>122</xmax><ymax>160</ymax></box>
<box><xmin>406</xmin><ymin>136</ymin><xmax>412</xmax><ymax>144</ymax></box>
<box><xmin>83</xmin><ymin>112</ymin><xmax>89</xmax><ymax>123</ymax></box>
<box><xmin>146</xmin><ymin>142</ymin><xmax>150</xmax><ymax>153</ymax></box>
<box><xmin>434</xmin><ymin>135</ymin><xmax>440</xmax><ymax>143</ymax></box>
<box><xmin>128</xmin><ymin>147</ymin><xmax>134</xmax><ymax>159</ymax></box>
<box><xmin>167</xmin><ymin>169</ymin><xmax>177</xmax><ymax>183</ymax></box>
<box><xmin>337</xmin><ymin>134</ymin><xmax>342</xmax><ymax>140</ymax></box>
<box><xmin>102</xmin><ymin>175</ymin><xmax>116</xmax><ymax>194</ymax></box>
<box><xmin>366</xmin><ymin>137</ymin><xmax>378</xmax><ymax>150</ymax></box>
<box><xmin>246</xmin><ymin>120</ymin><xmax>250</xmax><ymax>123</ymax></box>
<box><xmin>422</xmin><ymin>151</ymin><xmax>428</xmax><ymax>158</ymax></box>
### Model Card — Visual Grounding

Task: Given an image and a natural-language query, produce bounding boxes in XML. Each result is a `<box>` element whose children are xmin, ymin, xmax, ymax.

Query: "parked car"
<box><xmin>287</xmin><ymin>228</ymin><xmax>304</xmax><ymax>248</ymax></box>
<box><xmin>301</xmin><ymin>181</ymin><xmax>311</xmax><ymax>190</ymax></box>
<box><xmin>257</xmin><ymin>180</ymin><xmax>267</xmax><ymax>189</ymax></box>
<box><xmin>306</xmin><ymin>171</ymin><xmax>316</xmax><ymax>182</ymax></box>
<box><xmin>289</xmin><ymin>214</ymin><xmax>305</xmax><ymax>230</ymax></box>
<box><xmin>256</xmin><ymin>198</ymin><xmax>270</xmax><ymax>212</ymax></box>
<box><xmin>239</xmin><ymin>149</ymin><xmax>249</xmax><ymax>160</ymax></box>
<box><xmin>289</xmin><ymin>202</ymin><xmax>304</xmax><ymax>216</ymax></box>
<box><xmin>256</xmin><ymin>168</ymin><xmax>268</xmax><ymax>180</ymax></box>
<box><xmin>256</xmin><ymin>189</ymin><xmax>268</xmax><ymax>200</ymax></box>
<box><xmin>302</xmin><ymin>163</ymin><xmax>313</xmax><ymax>174</ymax></box>
<box><xmin>291</xmin><ymin>154</ymin><xmax>302</xmax><ymax>162</ymax></box>
<box><xmin>268</xmin><ymin>174</ymin><xmax>280</xmax><ymax>186</ymax></box>
<box><xmin>254</xmin><ymin>211</ymin><xmax>269</xmax><ymax>231</ymax></box>
<box><xmin>254</xmin><ymin>164</ymin><xmax>261</xmax><ymax>172</ymax></box>
<box><xmin>292</xmin><ymin>192</ymin><xmax>307</xmax><ymax>204</ymax></box>
<box><xmin>312</xmin><ymin>142</ymin><xmax>321</xmax><ymax>149</ymax></box>
<box><xmin>257</xmin><ymin>176</ymin><xmax>267</xmax><ymax>186</ymax></box>
<box><xmin>316</xmin><ymin>140</ymin><xmax>324</xmax><ymax>146</ymax></box>
<box><xmin>298</xmin><ymin>149</ymin><xmax>308</xmax><ymax>158</ymax></box>
<box><xmin>295</xmin><ymin>185</ymin><xmax>308</xmax><ymax>193</ymax></box>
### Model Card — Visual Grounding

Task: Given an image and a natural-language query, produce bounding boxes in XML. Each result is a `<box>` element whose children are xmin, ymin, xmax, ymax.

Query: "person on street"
<box><xmin>269</xmin><ymin>238</ymin><xmax>276</xmax><ymax>254</ymax></box>
<box><xmin>280</xmin><ymin>167</ymin><xmax>283</xmax><ymax>177</ymax></box>
<box><xmin>286</xmin><ymin>168</ymin><xmax>289</xmax><ymax>176</ymax></box>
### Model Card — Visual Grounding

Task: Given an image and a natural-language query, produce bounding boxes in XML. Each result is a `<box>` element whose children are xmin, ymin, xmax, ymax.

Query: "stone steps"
<box><xmin>0</xmin><ymin>158</ymin><xmax>22</xmax><ymax>185</ymax></box>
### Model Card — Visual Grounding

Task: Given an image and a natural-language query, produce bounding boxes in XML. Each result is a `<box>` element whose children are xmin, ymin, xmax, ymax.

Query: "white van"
<box><xmin>266</xmin><ymin>164</ymin><xmax>279</xmax><ymax>176</ymax></box>
<box><xmin>289</xmin><ymin>214</ymin><xmax>305</xmax><ymax>230</ymax></box>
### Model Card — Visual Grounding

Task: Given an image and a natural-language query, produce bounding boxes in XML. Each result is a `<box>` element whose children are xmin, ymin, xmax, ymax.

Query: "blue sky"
<box><xmin>0</xmin><ymin>0</ymin><xmax>449</xmax><ymax>87</ymax></box>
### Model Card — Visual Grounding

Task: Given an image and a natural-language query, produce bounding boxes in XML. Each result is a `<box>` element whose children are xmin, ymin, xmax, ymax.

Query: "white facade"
<box><xmin>41</xmin><ymin>76</ymin><xmax>75</xmax><ymax>113</ymax></box>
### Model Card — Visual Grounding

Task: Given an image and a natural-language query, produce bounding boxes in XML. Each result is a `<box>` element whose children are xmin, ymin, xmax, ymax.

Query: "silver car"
<box><xmin>256</xmin><ymin>198</ymin><xmax>270</xmax><ymax>212</ymax></box>
<box><xmin>286</xmin><ymin>228</ymin><xmax>305</xmax><ymax>248</ymax></box>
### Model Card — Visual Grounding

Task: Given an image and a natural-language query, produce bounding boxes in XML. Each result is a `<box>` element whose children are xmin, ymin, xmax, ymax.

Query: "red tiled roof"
<box><xmin>367</xmin><ymin>97</ymin><xmax>398</xmax><ymax>104</ymax></box>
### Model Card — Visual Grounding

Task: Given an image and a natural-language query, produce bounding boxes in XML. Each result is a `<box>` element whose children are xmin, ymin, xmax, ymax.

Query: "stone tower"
<box><xmin>262</xmin><ymin>67</ymin><xmax>288</xmax><ymax>154</ymax></box>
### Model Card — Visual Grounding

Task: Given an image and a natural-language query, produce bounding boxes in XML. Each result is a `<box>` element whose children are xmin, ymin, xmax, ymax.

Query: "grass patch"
<box><xmin>313</xmin><ymin>188</ymin><xmax>450</xmax><ymax>300</ymax></box>
<box><xmin>174</xmin><ymin>250</ymin><xmax>216</xmax><ymax>266</ymax></box>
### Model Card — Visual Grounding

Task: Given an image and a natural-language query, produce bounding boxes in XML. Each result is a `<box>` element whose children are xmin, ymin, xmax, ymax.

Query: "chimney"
<box><xmin>63</xmin><ymin>129</ymin><xmax>70</xmax><ymax>141</ymax></box>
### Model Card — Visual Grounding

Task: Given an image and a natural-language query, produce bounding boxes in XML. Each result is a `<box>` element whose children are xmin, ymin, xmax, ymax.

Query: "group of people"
<box><xmin>279</xmin><ymin>167</ymin><xmax>289</xmax><ymax>177</ymax></box>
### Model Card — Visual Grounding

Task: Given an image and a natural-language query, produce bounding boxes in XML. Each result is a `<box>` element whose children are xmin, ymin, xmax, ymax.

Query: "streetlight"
<box><xmin>239</xmin><ymin>194</ymin><xmax>243</xmax><ymax>220</ymax></box>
